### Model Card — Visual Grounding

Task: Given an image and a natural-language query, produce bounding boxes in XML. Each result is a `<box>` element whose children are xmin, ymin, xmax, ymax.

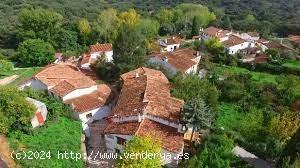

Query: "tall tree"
<box><xmin>78</xmin><ymin>18</ymin><xmax>91</xmax><ymax>45</ymax></box>
<box><xmin>95</xmin><ymin>8</ymin><xmax>119</xmax><ymax>42</ymax></box>
<box><xmin>117</xmin><ymin>135</ymin><xmax>161</xmax><ymax>168</ymax></box>
<box><xmin>191</xmin><ymin>16</ymin><xmax>201</xmax><ymax>37</ymax></box>
<box><xmin>182</xmin><ymin>97</ymin><xmax>214</xmax><ymax>141</ymax></box>
<box><xmin>18</xmin><ymin>8</ymin><xmax>63</xmax><ymax>46</ymax></box>
<box><xmin>16</xmin><ymin>39</ymin><xmax>55</xmax><ymax>67</ymax></box>
<box><xmin>113</xmin><ymin>26</ymin><xmax>147</xmax><ymax>73</ymax></box>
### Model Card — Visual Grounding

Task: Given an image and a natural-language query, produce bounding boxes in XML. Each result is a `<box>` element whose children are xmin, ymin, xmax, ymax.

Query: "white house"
<box><xmin>20</xmin><ymin>63</ymin><xmax>113</xmax><ymax>136</ymax></box>
<box><xmin>104</xmin><ymin>67</ymin><xmax>185</xmax><ymax>167</ymax></box>
<box><xmin>222</xmin><ymin>35</ymin><xmax>252</xmax><ymax>55</ymax></box>
<box><xmin>239</xmin><ymin>32</ymin><xmax>260</xmax><ymax>43</ymax></box>
<box><xmin>26</xmin><ymin>97</ymin><xmax>48</xmax><ymax>128</ymax></box>
<box><xmin>81</xmin><ymin>43</ymin><xmax>113</xmax><ymax>70</ymax></box>
<box><xmin>201</xmin><ymin>26</ymin><xmax>232</xmax><ymax>42</ymax></box>
<box><xmin>159</xmin><ymin>36</ymin><xmax>182</xmax><ymax>52</ymax></box>
<box><xmin>149</xmin><ymin>48</ymin><xmax>201</xmax><ymax>75</ymax></box>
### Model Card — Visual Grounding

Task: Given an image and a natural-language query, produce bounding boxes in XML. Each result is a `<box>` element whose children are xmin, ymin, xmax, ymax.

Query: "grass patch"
<box><xmin>282</xmin><ymin>60</ymin><xmax>300</xmax><ymax>70</ymax></box>
<box><xmin>214</xmin><ymin>65</ymin><xmax>278</xmax><ymax>84</ymax></box>
<box><xmin>8</xmin><ymin>68</ymin><xmax>41</xmax><ymax>85</ymax></box>
<box><xmin>8</xmin><ymin>117</ymin><xmax>84</xmax><ymax>168</ymax></box>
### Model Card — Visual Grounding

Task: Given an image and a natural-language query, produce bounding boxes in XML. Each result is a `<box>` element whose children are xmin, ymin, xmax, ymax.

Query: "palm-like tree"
<box><xmin>182</xmin><ymin>97</ymin><xmax>213</xmax><ymax>141</ymax></box>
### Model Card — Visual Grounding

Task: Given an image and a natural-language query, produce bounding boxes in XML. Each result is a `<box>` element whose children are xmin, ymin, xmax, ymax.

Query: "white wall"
<box><xmin>165</xmin><ymin>44</ymin><xmax>180</xmax><ymax>52</ymax></box>
<box><xmin>63</xmin><ymin>85</ymin><xmax>97</xmax><ymax>101</ymax></box>
<box><xmin>90</xmin><ymin>50</ymin><xmax>113</xmax><ymax>62</ymax></box>
<box><xmin>227</xmin><ymin>42</ymin><xmax>250</xmax><ymax>55</ymax></box>
<box><xmin>20</xmin><ymin>79</ymin><xmax>48</xmax><ymax>90</ymax></box>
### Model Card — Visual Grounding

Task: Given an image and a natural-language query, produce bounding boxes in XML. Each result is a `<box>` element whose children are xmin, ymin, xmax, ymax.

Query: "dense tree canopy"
<box><xmin>113</xmin><ymin>26</ymin><xmax>147</xmax><ymax>73</ymax></box>
<box><xmin>16</xmin><ymin>39</ymin><xmax>55</xmax><ymax>67</ymax></box>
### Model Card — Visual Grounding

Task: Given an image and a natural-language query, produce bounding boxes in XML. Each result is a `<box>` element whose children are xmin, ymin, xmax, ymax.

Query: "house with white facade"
<box><xmin>239</xmin><ymin>32</ymin><xmax>260</xmax><ymax>43</ymax></box>
<box><xmin>149</xmin><ymin>48</ymin><xmax>201</xmax><ymax>75</ymax></box>
<box><xmin>222</xmin><ymin>35</ymin><xmax>251</xmax><ymax>55</ymax></box>
<box><xmin>159</xmin><ymin>36</ymin><xmax>182</xmax><ymax>52</ymax></box>
<box><xmin>201</xmin><ymin>26</ymin><xmax>232</xmax><ymax>42</ymax></box>
<box><xmin>104</xmin><ymin>67</ymin><xmax>185</xmax><ymax>167</ymax></box>
<box><xmin>26</xmin><ymin>97</ymin><xmax>48</xmax><ymax>128</ymax></box>
<box><xmin>20</xmin><ymin>63</ymin><xmax>113</xmax><ymax>136</ymax></box>
<box><xmin>81</xmin><ymin>43</ymin><xmax>113</xmax><ymax>69</ymax></box>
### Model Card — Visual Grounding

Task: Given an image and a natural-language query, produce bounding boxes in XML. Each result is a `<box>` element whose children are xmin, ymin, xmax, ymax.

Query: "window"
<box><xmin>117</xmin><ymin>137</ymin><xmax>126</xmax><ymax>145</ymax></box>
<box><xmin>86</xmin><ymin>113</ymin><xmax>92</xmax><ymax>119</ymax></box>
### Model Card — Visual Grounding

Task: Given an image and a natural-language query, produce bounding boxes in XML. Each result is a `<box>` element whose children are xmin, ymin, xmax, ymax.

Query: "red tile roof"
<box><xmin>222</xmin><ymin>35</ymin><xmax>247</xmax><ymax>47</ymax></box>
<box><xmin>34</xmin><ymin>64</ymin><xmax>96</xmax><ymax>90</ymax></box>
<box><xmin>136</xmin><ymin>119</ymin><xmax>184</xmax><ymax>153</ymax></box>
<box><xmin>90</xmin><ymin>43</ymin><xmax>112</xmax><ymax>53</ymax></box>
<box><xmin>151</xmin><ymin>48</ymin><xmax>200</xmax><ymax>72</ymax></box>
<box><xmin>64</xmin><ymin>84</ymin><xmax>112</xmax><ymax>113</ymax></box>
<box><xmin>104</xmin><ymin>121</ymin><xmax>141</xmax><ymax>135</ymax></box>
<box><xmin>105</xmin><ymin>119</ymin><xmax>184</xmax><ymax>153</ymax></box>
<box><xmin>49</xmin><ymin>80</ymin><xmax>75</xmax><ymax>97</ymax></box>
<box><xmin>112</xmin><ymin>67</ymin><xmax>184</xmax><ymax>122</ymax></box>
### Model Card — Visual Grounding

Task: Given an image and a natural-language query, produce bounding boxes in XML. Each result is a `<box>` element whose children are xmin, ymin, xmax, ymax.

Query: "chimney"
<box><xmin>196</xmin><ymin>51</ymin><xmax>200</xmax><ymax>56</ymax></box>
<box><xmin>135</xmin><ymin>72</ymin><xmax>139</xmax><ymax>78</ymax></box>
<box><xmin>165</xmin><ymin>39</ymin><xmax>167</xmax><ymax>44</ymax></box>
<box><xmin>172</xmin><ymin>36</ymin><xmax>175</xmax><ymax>40</ymax></box>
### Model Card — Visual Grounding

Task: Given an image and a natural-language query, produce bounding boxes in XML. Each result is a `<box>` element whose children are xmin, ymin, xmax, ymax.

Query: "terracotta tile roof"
<box><xmin>136</xmin><ymin>119</ymin><xmax>184</xmax><ymax>153</ymax></box>
<box><xmin>222</xmin><ymin>35</ymin><xmax>247</xmax><ymax>47</ymax></box>
<box><xmin>254</xmin><ymin>53</ymin><xmax>269</xmax><ymax>64</ymax></box>
<box><xmin>90</xmin><ymin>43</ymin><xmax>112</xmax><ymax>53</ymax></box>
<box><xmin>112</xmin><ymin>67</ymin><xmax>184</xmax><ymax>122</ymax></box>
<box><xmin>49</xmin><ymin>80</ymin><xmax>75</xmax><ymax>97</ymax></box>
<box><xmin>104</xmin><ymin>119</ymin><xmax>184</xmax><ymax>153</ymax></box>
<box><xmin>64</xmin><ymin>84</ymin><xmax>112</xmax><ymax>113</ymax></box>
<box><xmin>104</xmin><ymin>121</ymin><xmax>141</xmax><ymax>135</ymax></box>
<box><xmin>151</xmin><ymin>48</ymin><xmax>200</xmax><ymax>73</ymax></box>
<box><xmin>34</xmin><ymin>64</ymin><xmax>96</xmax><ymax>90</ymax></box>
<box><xmin>203</xmin><ymin>26</ymin><xmax>222</xmax><ymax>36</ymax></box>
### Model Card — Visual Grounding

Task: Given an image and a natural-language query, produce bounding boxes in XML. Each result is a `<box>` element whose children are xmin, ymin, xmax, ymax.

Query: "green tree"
<box><xmin>223</xmin><ymin>16</ymin><xmax>232</xmax><ymax>29</ymax></box>
<box><xmin>78</xmin><ymin>18</ymin><xmax>91</xmax><ymax>44</ymax></box>
<box><xmin>204</xmin><ymin>37</ymin><xmax>224</xmax><ymax>55</ymax></box>
<box><xmin>183</xmin><ymin>97</ymin><xmax>214</xmax><ymax>141</ymax></box>
<box><xmin>113</xmin><ymin>27</ymin><xmax>147</xmax><ymax>73</ymax></box>
<box><xmin>117</xmin><ymin>135</ymin><xmax>161</xmax><ymax>168</ymax></box>
<box><xmin>95</xmin><ymin>8</ymin><xmax>119</xmax><ymax>42</ymax></box>
<box><xmin>18</xmin><ymin>8</ymin><xmax>63</xmax><ymax>46</ymax></box>
<box><xmin>118</xmin><ymin>9</ymin><xmax>140</xmax><ymax>29</ymax></box>
<box><xmin>191</xmin><ymin>16</ymin><xmax>201</xmax><ymax>37</ymax></box>
<box><xmin>171</xmin><ymin>74</ymin><xmax>219</xmax><ymax>111</ymax></box>
<box><xmin>174</xmin><ymin>3</ymin><xmax>216</xmax><ymax>36</ymax></box>
<box><xmin>55</xmin><ymin>29</ymin><xmax>79</xmax><ymax>52</ymax></box>
<box><xmin>0</xmin><ymin>86</ymin><xmax>35</xmax><ymax>134</ymax></box>
<box><xmin>0</xmin><ymin>59</ymin><xmax>13</xmax><ymax>75</ymax></box>
<box><xmin>137</xmin><ymin>18</ymin><xmax>160</xmax><ymax>39</ymax></box>
<box><xmin>16</xmin><ymin>39</ymin><xmax>55</xmax><ymax>67</ymax></box>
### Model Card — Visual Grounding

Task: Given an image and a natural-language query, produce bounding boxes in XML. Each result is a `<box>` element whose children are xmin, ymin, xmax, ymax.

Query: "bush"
<box><xmin>0</xmin><ymin>86</ymin><xmax>35</xmax><ymax>134</ymax></box>
<box><xmin>0</xmin><ymin>59</ymin><xmax>13</xmax><ymax>74</ymax></box>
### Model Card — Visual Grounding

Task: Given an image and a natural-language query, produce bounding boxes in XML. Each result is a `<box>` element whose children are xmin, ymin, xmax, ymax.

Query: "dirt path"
<box><xmin>0</xmin><ymin>75</ymin><xmax>18</xmax><ymax>85</ymax></box>
<box><xmin>0</xmin><ymin>134</ymin><xmax>17</xmax><ymax>168</ymax></box>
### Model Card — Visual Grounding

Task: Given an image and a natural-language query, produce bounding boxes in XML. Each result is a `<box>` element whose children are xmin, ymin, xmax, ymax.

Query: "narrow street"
<box><xmin>86</xmin><ymin>120</ymin><xmax>115</xmax><ymax>168</ymax></box>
